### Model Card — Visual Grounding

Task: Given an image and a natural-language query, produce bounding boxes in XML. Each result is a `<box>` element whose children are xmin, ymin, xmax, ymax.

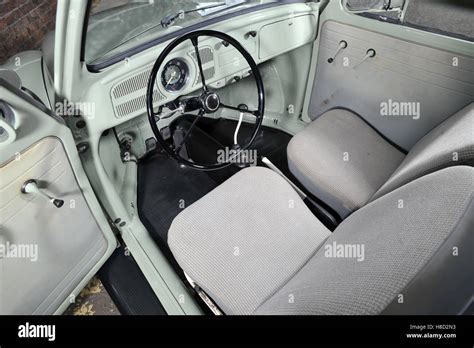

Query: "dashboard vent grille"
<box><xmin>114</xmin><ymin>90</ymin><xmax>164</xmax><ymax>119</ymax></box>
<box><xmin>111</xmin><ymin>68</ymin><xmax>166</xmax><ymax>119</ymax></box>
<box><xmin>190</xmin><ymin>46</ymin><xmax>214</xmax><ymax>65</ymax></box>
<box><xmin>112</xmin><ymin>69</ymin><xmax>153</xmax><ymax>99</ymax></box>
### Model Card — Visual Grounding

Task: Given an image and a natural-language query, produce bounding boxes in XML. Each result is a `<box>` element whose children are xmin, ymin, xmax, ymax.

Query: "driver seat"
<box><xmin>168</xmin><ymin>166</ymin><xmax>473</xmax><ymax>315</ymax></box>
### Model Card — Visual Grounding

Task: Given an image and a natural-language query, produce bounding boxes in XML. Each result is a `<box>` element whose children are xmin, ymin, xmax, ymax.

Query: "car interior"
<box><xmin>0</xmin><ymin>0</ymin><xmax>473</xmax><ymax>316</ymax></box>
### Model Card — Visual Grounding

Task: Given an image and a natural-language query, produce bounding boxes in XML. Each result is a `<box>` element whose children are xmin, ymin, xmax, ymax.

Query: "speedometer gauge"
<box><xmin>161</xmin><ymin>58</ymin><xmax>189</xmax><ymax>92</ymax></box>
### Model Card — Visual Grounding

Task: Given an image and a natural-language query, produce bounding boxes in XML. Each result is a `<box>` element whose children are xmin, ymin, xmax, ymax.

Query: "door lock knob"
<box><xmin>21</xmin><ymin>179</ymin><xmax>64</xmax><ymax>208</ymax></box>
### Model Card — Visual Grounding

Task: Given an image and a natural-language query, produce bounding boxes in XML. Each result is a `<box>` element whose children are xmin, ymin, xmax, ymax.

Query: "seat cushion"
<box><xmin>168</xmin><ymin>167</ymin><xmax>331</xmax><ymax>315</ymax></box>
<box><xmin>372</xmin><ymin>102</ymin><xmax>474</xmax><ymax>200</ymax></box>
<box><xmin>288</xmin><ymin>109</ymin><xmax>405</xmax><ymax>218</ymax></box>
<box><xmin>256</xmin><ymin>166</ymin><xmax>474</xmax><ymax>315</ymax></box>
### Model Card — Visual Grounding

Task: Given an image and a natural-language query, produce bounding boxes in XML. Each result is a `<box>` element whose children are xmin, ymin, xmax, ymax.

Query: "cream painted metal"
<box><xmin>301</xmin><ymin>0</ymin><xmax>474</xmax><ymax>124</ymax></box>
<box><xmin>0</xmin><ymin>51</ymin><xmax>55</xmax><ymax>109</ymax></box>
<box><xmin>1</xmin><ymin>138</ymin><xmax>107</xmax><ymax>314</ymax></box>
<box><xmin>0</xmin><ymin>81</ymin><xmax>117</xmax><ymax>314</ymax></box>
<box><xmin>308</xmin><ymin>20</ymin><xmax>474</xmax><ymax>149</ymax></box>
<box><xmin>259</xmin><ymin>15</ymin><xmax>317</xmax><ymax>60</ymax></box>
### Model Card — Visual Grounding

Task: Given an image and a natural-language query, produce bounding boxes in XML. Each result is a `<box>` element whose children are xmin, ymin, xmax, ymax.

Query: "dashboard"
<box><xmin>82</xmin><ymin>3</ymin><xmax>319</xmax><ymax>133</ymax></box>
<box><xmin>100</xmin><ymin>4</ymin><xmax>317</xmax><ymax>120</ymax></box>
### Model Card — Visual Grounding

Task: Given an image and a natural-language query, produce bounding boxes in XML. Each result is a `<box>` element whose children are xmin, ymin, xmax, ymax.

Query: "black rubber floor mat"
<box><xmin>196</xmin><ymin>118</ymin><xmax>293</xmax><ymax>178</ymax></box>
<box><xmin>137</xmin><ymin>119</ymin><xmax>292</xmax><ymax>259</ymax></box>
<box><xmin>138</xmin><ymin>152</ymin><xmax>219</xmax><ymax>248</ymax></box>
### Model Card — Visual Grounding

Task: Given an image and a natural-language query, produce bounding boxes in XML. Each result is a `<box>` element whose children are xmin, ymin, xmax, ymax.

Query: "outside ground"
<box><xmin>64</xmin><ymin>277</ymin><xmax>120</xmax><ymax>316</ymax></box>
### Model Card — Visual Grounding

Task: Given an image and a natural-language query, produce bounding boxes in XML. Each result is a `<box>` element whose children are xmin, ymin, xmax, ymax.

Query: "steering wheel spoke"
<box><xmin>190</xmin><ymin>36</ymin><xmax>208</xmax><ymax>92</ymax></box>
<box><xmin>174</xmin><ymin>109</ymin><xmax>205</xmax><ymax>154</ymax></box>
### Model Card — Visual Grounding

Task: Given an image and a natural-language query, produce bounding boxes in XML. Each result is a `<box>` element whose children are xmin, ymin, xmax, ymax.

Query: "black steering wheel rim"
<box><xmin>146</xmin><ymin>29</ymin><xmax>265</xmax><ymax>171</ymax></box>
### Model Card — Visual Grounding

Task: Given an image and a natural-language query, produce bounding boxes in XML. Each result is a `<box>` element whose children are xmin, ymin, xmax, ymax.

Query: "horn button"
<box><xmin>201</xmin><ymin>92</ymin><xmax>220</xmax><ymax>113</ymax></box>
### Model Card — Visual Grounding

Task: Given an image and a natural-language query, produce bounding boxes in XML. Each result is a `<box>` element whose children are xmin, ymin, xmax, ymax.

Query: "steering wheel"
<box><xmin>147</xmin><ymin>30</ymin><xmax>265</xmax><ymax>171</ymax></box>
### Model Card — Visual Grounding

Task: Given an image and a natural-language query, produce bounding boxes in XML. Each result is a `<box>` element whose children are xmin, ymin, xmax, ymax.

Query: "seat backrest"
<box><xmin>255</xmin><ymin>166</ymin><xmax>473</xmax><ymax>315</ymax></box>
<box><xmin>372</xmin><ymin>103</ymin><xmax>474</xmax><ymax>200</ymax></box>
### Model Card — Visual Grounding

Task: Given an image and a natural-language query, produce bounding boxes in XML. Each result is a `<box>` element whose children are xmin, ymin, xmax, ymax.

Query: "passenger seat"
<box><xmin>287</xmin><ymin>103</ymin><xmax>474</xmax><ymax>219</ymax></box>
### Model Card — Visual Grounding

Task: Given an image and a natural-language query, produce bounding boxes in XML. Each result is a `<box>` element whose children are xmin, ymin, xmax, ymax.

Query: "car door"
<box><xmin>304</xmin><ymin>0</ymin><xmax>474</xmax><ymax>150</ymax></box>
<box><xmin>0</xmin><ymin>78</ymin><xmax>117</xmax><ymax>315</ymax></box>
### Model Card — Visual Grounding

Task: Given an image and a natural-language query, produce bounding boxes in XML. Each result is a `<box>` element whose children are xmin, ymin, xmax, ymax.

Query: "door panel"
<box><xmin>1</xmin><ymin>138</ymin><xmax>108</xmax><ymax>314</ymax></box>
<box><xmin>308</xmin><ymin>20</ymin><xmax>474</xmax><ymax>150</ymax></box>
<box><xmin>0</xmin><ymin>80</ymin><xmax>116</xmax><ymax>314</ymax></box>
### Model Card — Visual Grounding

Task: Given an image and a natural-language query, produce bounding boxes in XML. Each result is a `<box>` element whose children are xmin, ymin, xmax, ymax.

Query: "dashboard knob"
<box><xmin>245</xmin><ymin>30</ymin><xmax>257</xmax><ymax>39</ymax></box>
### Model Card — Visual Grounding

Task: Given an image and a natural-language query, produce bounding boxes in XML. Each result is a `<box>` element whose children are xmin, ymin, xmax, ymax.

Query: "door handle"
<box><xmin>21</xmin><ymin>179</ymin><xmax>64</xmax><ymax>208</ymax></box>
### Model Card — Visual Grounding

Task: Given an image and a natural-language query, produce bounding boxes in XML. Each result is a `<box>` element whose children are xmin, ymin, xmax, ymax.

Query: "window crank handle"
<box><xmin>21</xmin><ymin>179</ymin><xmax>64</xmax><ymax>208</ymax></box>
<box><xmin>328</xmin><ymin>40</ymin><xmax>348</xmax><ymax>63</ymax></box>
<box><xmin>353</xmin><ymin>49</ymin><xmax>376</xmax><ymax>69</ymax></box>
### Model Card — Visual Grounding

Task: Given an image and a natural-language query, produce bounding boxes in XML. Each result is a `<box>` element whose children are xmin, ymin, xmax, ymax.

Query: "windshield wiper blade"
<box><xmin>161</xmin><ymin>2</ymin><xmax>230</xmax><ymax>28</ymax></box>
<box><xmin>91</xmin><ymin>1</ymin><xmax>249</xmax><ymax>64</ymax></box>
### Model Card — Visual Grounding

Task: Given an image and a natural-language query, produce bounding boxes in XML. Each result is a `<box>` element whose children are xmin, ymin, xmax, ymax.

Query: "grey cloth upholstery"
<box><xmin>287</xmin><ymin>109</ymin><xmax>405</xmax><ymax>218</ymax></box>
<box><xmin>255</xmin><ymin>166</ymin><xmax>474</xmax><ymax>315</ymax></box>
<box><xmin>169</xmin><ymin>166</ymin><xmax>474</xmax><ymax>315</ymax></box>
<box><xmin>372</xmin><ymin>103</ymin><xmax>474</xmax><ymax>200</ymax></box>
<box><xmin>404</xmin><ymin>0</ymin><xmax>474</xmax><ymax>40</ymax></box>
<box><xmin>168</xmin><ymin>167</ymin><xmax>331</xmax><ymax>315</ymax></box>
<box><xmin>382</xmin><ymin>199</ymin><xmax>474</xmax><ymax>315</ymax></box>
<box><xmin>288</xmin><ymin>103</ymin><xmax>474</xmax><ymax>218</ymax></box>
